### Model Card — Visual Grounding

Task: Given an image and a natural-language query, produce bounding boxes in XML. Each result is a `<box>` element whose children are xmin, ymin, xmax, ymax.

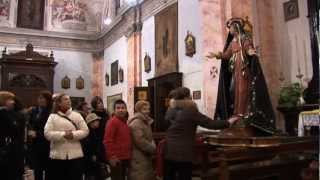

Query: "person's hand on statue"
<box><xmin>206</xmin><ymin>52</ymin><xmax>222</xmax><ymax>60</ymax></box>
<box><xmin>227</xmin><ymin>116</ymin><xmax>240</xmax><ymax>126</ymax></box>
<box><xmin>247</xmin><ymin>48</ymin><xmax>256</xmax><ymax>56</ymax></box>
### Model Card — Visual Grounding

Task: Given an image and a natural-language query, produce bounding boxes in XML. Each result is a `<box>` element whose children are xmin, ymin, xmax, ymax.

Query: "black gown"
<box><xmin>214</xmin><ymin>33</ymin><xmax>277</xmax><ymax>135</ymax></box>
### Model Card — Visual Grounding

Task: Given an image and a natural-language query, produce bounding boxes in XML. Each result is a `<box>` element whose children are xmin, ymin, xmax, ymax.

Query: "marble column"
<box><xmin>199</xmin><ymin>0</ymin><xmax>226</xmax><ymax>118</ymax></box>
<box><xmin>126</xmin><ymin>23</ymin><xmax>142</xmax><ymax>116</ymax></box>
<box><xmin>231</xmin><ymin>0</ymin><xmax>253</xmax><ymax>20</ymax></box>
<box><xmin>255</xmin><ymin>0</ymin><xmax>282</xmax><ymax>128</ymax></box>
<box><xmin>91</xmin><ymin>51</ymin><xmax>104</xmax><ymax>98</ymax></box>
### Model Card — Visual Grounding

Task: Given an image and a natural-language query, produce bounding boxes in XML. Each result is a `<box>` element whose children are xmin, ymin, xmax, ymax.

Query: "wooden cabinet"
<box><xmin>0</xmin><ymin>44</ymin><xmax>57</xmax><ymax>107</ymax></box>
<box><xmin>148</xmin><ymin>72</ymin><xmax>182</xmax><ymax>132</ymax></box>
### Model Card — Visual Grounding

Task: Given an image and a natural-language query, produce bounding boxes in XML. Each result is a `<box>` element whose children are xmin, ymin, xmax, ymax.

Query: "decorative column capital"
<box><xmin>125</xmin><ymin>22</ymin><xmax>143</xmax><ymax>38</ymax></box>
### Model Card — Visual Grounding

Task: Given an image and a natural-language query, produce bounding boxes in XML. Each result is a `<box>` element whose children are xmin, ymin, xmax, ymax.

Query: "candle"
<box><xmin>295</xmin><ymin>35</ymin><xmax>301</xmax><ymax>74</ymax></box>
<box><xmin>303</xmin><ymin>40</ymin><xmax>309</xmax><ymax>78</ymax></box>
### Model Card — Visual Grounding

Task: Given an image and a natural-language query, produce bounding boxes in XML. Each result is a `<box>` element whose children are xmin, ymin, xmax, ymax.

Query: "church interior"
<box><xmin>0</xmin><ymin>0</ymin><xmax>319</xmax><ymax>180</ymax></box>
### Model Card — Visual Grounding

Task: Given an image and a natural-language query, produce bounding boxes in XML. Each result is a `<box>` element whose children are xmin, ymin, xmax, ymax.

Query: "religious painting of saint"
<box><xmin>111</xmin><ymin>60</ymin><xmax>118</xmax><ymax>86</ymax></box>
<box><xmin>185</xmin><ymin>31</ymin><xmax>196</xmax><ymax>57</ymax></box>
<box><xmin>0</xmin><ymin>0</ymin><xmax>10</xmax><ymax>20</ymax></box>
<box><xmin>51</xmin><ymin>0</ymin><xmax>88</xmax><ymax>31</ymax></box>
<box><xmin>283</xmin><ymin>0</ymin><xmax>299</xmax><ymax>21</ymax></box>
<box><xmin>17</xmin><ymin>0</ymin><xmax>44</xmax><ymax>29</ymax></box>
<box><xmin>155</xmin><ymin>3</ymin><xmax>178</xmax><ymax>76</ymax></box>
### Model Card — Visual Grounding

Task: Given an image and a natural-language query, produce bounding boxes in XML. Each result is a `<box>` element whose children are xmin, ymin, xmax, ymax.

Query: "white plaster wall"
<box><xmin>103</xmin><ymin>36</ymin><xmax>128</xmax><ymax>112</ymax></box>
<box><xmin>53</xmin><ymin>50</ymin><xmax>93</xmax><ymax>103</ymax></box>
<box><xmin>178</xmin><ymin>0</ymin><xmax>204</xmax><ymax>112</ymax></box>
<box><xmin>272</xmin><ymin>0</ymin><xmax>313</xmax><ymax>87</ymax></box>
<box><xmin>141</xmin><ymin>16</ymin><xmax>155</xmax><ymax>86</ymax></box>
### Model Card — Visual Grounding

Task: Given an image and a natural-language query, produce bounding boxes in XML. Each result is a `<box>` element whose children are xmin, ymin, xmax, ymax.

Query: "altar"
<box><xmin>197</xmin><ymin>135</ymin><xmax>318</xmax><ymax>180</ymax></box>
<box><xmin>153</xmin><ymin>133</ymin><xmax>318</xmax><ymax>180</ymax></box>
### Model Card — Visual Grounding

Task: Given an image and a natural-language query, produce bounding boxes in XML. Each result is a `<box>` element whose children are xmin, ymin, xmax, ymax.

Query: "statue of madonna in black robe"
<box><xmin>208</xmin><ymin>18</ymin><xmax>277</xmax><ymax>135</ymax></box>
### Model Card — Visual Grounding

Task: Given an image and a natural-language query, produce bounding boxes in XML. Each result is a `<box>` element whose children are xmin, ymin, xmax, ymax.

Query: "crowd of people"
<box><xmin>0</xmin><ymin>87</ymin><xmax>237</xmax><ymax>180</ymax></box>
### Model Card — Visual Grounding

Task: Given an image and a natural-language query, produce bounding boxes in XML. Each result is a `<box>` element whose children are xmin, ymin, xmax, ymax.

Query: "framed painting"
<box><xmin>134</xmin><ymin>87</ymin><xmax>149</xmax><ymax>109</ymax></box>
<box><xmin>144</xmin><ymin>53</ymin><xmax>151</xmax><ymax>73</ymax></box>
<box><xmin>61</xmin><ymin>75</ymin><xmax>70</xmax><ymax>89</ymax></box>
<box><xmin>107</xmin><ymin>93</ymin><xmax>122</xmax><ymax>113</ymax></box>
<box><xmin>283</xmin><ymin>0</ymin><xmax>299</xmax><ymax>21</ymax></box>
<box><xmin>105</xmin><ymin>72</ymin><xmax>109</xmax><ymax>86</ymax></box>
<box><xmin>17</xmin><ymin>0</ymin><xmax>45</xmax><ymax>30</ymax></box>
<box><xmin>118</xmin><ymin>67</ymin><xmax>124</xmax><ymax>83</ymax></box>
<box><xmin>185</xmin><ymin>31</ymin><xmax>196</xmax><ymax>57</ymax></box>
<box><xmin>192</xmin><ymin>90</ymin><xmax>201</xmax><ymax>100</ymax></box>
<box><xmin>111</xmin><ymin>60</ymin><xmax>119</xmax><ymax>86</ymax></box>
<box><xmin>76</xmin><ymin>76</ymin><xmax>84</xmax><ymax>89</ymax></box>
<box><xmin>70</xmin><ymin>96</ymin><xmax>85</xmax><ymax>109</ymax></box>
<box><xmin>0</xmin><ymin>0</ymin><xmax>10</xmax><ymax>21</ymax></box>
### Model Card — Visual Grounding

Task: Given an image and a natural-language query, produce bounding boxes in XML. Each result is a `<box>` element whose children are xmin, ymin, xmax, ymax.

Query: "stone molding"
<box><xmin>0</xmin><ymin>0</ymin><xmax>177</xmax><ymax>52</ymax></box>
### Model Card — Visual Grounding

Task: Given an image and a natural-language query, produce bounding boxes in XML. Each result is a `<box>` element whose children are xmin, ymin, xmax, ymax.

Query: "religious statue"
<box><xmin>207</xmin><ymin>17</ymin><xmax>277</xmax><ymax>135</ymax></box>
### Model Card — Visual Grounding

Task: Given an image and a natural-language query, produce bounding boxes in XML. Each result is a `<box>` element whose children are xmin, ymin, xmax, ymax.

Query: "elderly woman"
<box><xmin>127</xmin><ymin>100</ymin><xmax>156</xmax><ymax>180</ymax></box>
<box><xmin>44</xmin><ymin>93</ymin><xmax>89</xmax><ymax>180</ymax></box>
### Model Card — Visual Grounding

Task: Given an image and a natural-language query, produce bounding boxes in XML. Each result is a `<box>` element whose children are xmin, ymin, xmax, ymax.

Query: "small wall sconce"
<box><xmin>119</xmin><ymin>67</ymin><xmax>124</xmax><ymax>83</ymax></box>
<box><xmin>105</xmin><ymin>72</ymin><xmax>109</xmax><ymax>86</ymax></box>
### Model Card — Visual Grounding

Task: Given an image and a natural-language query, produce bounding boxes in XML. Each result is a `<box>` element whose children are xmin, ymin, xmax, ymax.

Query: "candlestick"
<box><xmin>295</xmin><ymin>35</ymin><xmax>303</xmax><ymax>85</ymax></box>
<box><xmin>295</xmin><ymin>35</ymin><xmax>302</xmax><ymax>74</ymax></box>
<box><xmin>303</xmin><ymin>39</ymin><xmax>309</xmax><ymax>79</ymax></box>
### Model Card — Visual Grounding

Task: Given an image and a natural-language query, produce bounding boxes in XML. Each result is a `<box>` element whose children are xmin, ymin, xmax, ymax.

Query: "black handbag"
<box><xmin>99</xmin><ymin>163</ymin><xmax>110</xmax><ymax>179</ymax></box>
<box><xmin>0</xmin><ymin>137</ymin><xmax>13</xmax><ymax>165</ymax></box>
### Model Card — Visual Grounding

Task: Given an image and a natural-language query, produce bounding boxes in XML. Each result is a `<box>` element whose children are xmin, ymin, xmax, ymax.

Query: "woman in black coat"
<box><xmin>0</xmin><ymin>91</ymin><xmax>26</xmax><ymax>180</ymax></box>
<box><xmin>163</xmin><ymin>87</ymin><xmax>237</xmax><ymax>180</ymax></box>
<box><xmin>91</xmin><ymin>96</ymin><xmax>109</xmax><ymax>141</ymax></box>
<box><xmin>28</xmin><ymin>91</ymin><xmax>52</xmax><ymax>180</ymax></box>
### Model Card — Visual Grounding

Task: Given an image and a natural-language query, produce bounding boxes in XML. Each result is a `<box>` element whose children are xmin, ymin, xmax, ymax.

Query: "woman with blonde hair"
<box><xmin>44</xmin><ymin>93</ymin><xmax>89</xmax><ymax>180</ymax></box>
<box><xmin>127</xmin><ymin>100</ymin><xmax>156</xmax><ymax>180</ymax></box>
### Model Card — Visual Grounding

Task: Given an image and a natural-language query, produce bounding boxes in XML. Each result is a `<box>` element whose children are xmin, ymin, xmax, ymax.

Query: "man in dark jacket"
<box><xmin>164</xmin><ymin>87</ymin><xmax>237</xmax><ymax>180</ymax></box>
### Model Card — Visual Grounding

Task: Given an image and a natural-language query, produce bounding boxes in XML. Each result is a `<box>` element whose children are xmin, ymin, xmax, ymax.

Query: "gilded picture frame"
<box><xmin>107</xmin><ymin>93</ymin><xmax>122</xmax><ymax>113</ymax></box>
<box><xmin>17</xmin><ymin>0</ymin><xmax>45</xmax><ymax>30</ymax></box>
<box><xmin>61</xmin><ymin>75</ymin><xmax>70</xmax><ymax>89</ymax></box>
<box><xmin>119</xmin><ymin>67</ymin><xmax>124</xmax><ymax>83</ymax></box>
<box><xmin>105</xmin><ymin>73</ymin><xmax>109</xmax><ymax>86</ymax></box>
<box><xmin>185</xmin><ymin>31</ymin><xmax>196</xmax><ymax>57</ymax></box>
<box><xmin>76</xmin><ymin>76</ymin><xmax>84</xmax><ymax>89</ymax></box>
<box><xmin>283</xmin><ymin>0</ymin><xmax>299</xmax><ymax>22</ymax></box>
<box><xmin>193</xmin><ymin>90</ymin><xmax>201</xmax><ymax>100</ymax></box>
<box><xmin>144</xmin><ymin>53</ymin><xmax>151</xmax><ymax>73</ymax></box>
<box><xmin>111</xmin><ymin>60</ymin><xmax>119</xmax><ymax>86</ymax></box>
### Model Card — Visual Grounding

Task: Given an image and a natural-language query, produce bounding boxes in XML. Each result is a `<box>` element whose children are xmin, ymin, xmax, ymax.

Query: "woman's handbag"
<box><xmin>99</xmin><ymin>163</ymin><xmax>110</xmax><ymax>179</ymax></box>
